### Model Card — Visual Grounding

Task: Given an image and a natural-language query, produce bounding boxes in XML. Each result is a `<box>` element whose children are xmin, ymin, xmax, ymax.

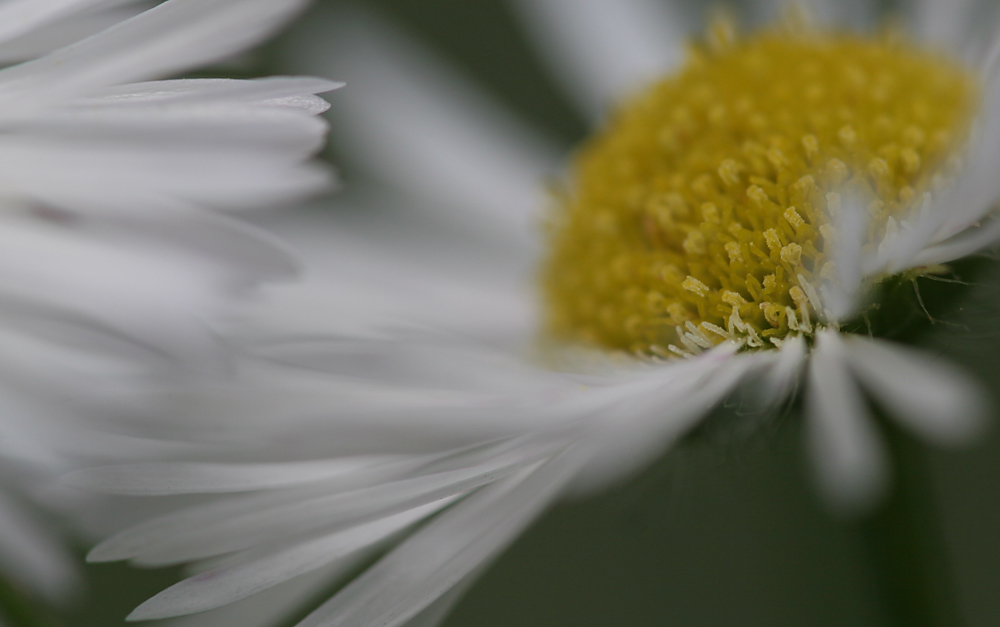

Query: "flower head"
<box><xmin>76</xmin><ymin>1</ymin><xmax>1000</xmax><ymax>625</ymax></box>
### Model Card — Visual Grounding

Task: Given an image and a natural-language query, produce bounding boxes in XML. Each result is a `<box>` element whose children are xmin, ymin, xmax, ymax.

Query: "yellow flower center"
<box><xmin>542</xmin><ymin>23</ymin><xmax>978</xmax><ymax>357</ymax></box>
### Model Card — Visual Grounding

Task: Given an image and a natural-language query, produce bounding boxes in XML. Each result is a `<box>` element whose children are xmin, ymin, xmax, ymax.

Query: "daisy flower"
<box><xmin>0</xmin><ymin>0</ymin><xmax>338</xmax><ymax>605</ymax></box>
<box><xmin>76</xmin><ymin>0</ymin><xmax>999</xmax><ymax>625</ymax></box>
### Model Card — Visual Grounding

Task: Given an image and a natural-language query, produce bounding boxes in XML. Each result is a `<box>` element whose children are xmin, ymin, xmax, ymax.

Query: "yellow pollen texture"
<box><xmin>541</xmin><ymin>26</ymin><xmax>977</xmax><ymax>356</ymax></box>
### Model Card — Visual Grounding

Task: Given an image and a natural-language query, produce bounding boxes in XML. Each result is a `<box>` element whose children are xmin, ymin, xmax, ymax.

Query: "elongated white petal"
<box><xmin>398</xmin><ymin>579</ymin><xmax>476</xmax><ymax>627</ymax></box>
<box><xmin>0</xmin><ymin>494</ymin><xmax>77</xmax><ymax>601</ymax></box>
<box><xmin>87</xmin><ymin>76</ymin><xmax>340</xmax><ymax>111</ymax></box>
<box><xmin>571</xmin><ymin>343</ymin><xmax>766</xmax><ymax>492</ymax></box>
<box><xmin>8</xmin><ymin>105</ymin><xmax>331</xmax><ymax>154</ymax></box>
<box><xmin>0</xmin><ymin>217</ymin><xmax>235</xmax><ymax>373</ymax></box>
<box><xmin>64</xmin><ymin>457</ymin><xmax>413</xmax><ymax>496</ymax></box>
<box><xmin>910</xmin><ymin>0</ymin><xmax>977</xmax><ymax>51</ymax></box>
<box><xmin>0</xmin><ymin>4</ymin><xmax>148</xmax><ymax>63</ymax></box>
<box><xmin>129</xmin><ymin>500</ymin><xmax>450</xmax><ymax>619</ymax></box>
<box><xmin>282</xmin><ymin>7</ymin><xmax>560</xmax><ymax>254</ymax></box>
<box><xmin>295</xmin><ymin>448</ymin><xmax>583</xmax><ymax>627</ymax></box>
<box><xmin>870</xmin><ymin>75</ymin><xmax>1000</xmax><ymax>275</ymax></box>
<box><xmin>760</xmin><ymin>334</ymin><xmax>807</xmax><ymax>404</ymax></box>
<box><xmin>245</xmin><ymin>210</ymin><xmax>536</xmax><ymax>344</ymax></box>
<box><xmin>822</xmin><ymin>193</ymin><xmax>868</xmax><ymax>321</ymax></box>
<box><xmin>0</xmin><ymin>0</ymin><xmax>140</xmax><ymax>47</ymax></box>
<box><xmin>910</xmin><ymin>211</ymin><xmax>1000</xmax><ymax>267</ymax></box>
<box><xmin>0</xmin><ymin>0</ymin><xmax>312</xmax><ymax>107</ymax></box>
<box><xmin>509</xmin><ymin>0</ymin><xmax>685</xmax><ymax>121</ymax></box>
<box><xmin>90</xmin><ymin>445</ymin><xmax>548</xmax><ymax>566</ymax></box>
<box><xmin>0</xmin><ymin>137</ymin><xmax>331</xmax><ymax>214</ymax></box>
<box><xmin>153</xmin><ymin>562</ymin><xmax>349</xmax><ymax>627</ymax></box>
<box><xmin>806</xmin><ymin>330</ymin><xmax>888</xmax><ymax>513</ymax></box>
<box><xmin>843</xmin><ymin>337</ymin><xmax>987</xmax><ymax>445</ymax></box>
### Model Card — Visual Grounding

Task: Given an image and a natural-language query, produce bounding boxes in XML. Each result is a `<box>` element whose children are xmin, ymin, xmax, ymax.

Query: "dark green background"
<box><xmin>66</xmin><ymin>1</ymin><xmax>1000</xmax><ymax>624</ymax></box>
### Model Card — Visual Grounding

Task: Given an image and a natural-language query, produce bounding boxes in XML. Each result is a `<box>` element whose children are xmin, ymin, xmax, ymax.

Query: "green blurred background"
<box><xmin>66</xmin><ymin>0</ymin><xmax>1000</xmax><ymax>624</ymax></box>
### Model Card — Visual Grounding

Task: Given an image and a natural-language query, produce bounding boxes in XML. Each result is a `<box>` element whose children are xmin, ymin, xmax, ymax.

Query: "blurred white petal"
<box><xmin>0</xmin><ymin>0</ymin><xmax>312</xmax><ymax>107</ymax></box>
<box><xmin>283</xmin><ymin>7</ymin><xmax>561</xmax><ymax>254</ymax></box>
<box><xmin>509</xmin><ymin>0</ymin><xmax>686</xmax><ymax>121</ymax></box>
<box><xmin>129</xmin><ymin>500</ymin><xmax>450</xmax><ymax>619</ymax></box>
<box><xmin>844</xmin><ymin>337</ymin><xmax>987</xmax><ymax>445</ymax></box>
<box><xmin>806</xmin><ymin>330</ymin><xmax>888</xmax><ymax>513</ymax></box>
<box><xmin>0</xmin><ymin>0</ymin><xmax>144</xmax><ymax>48</ymax></box>
<box><xmin>295</xmin><ymin>449</ymin><xmax>583</xmax><ymax>627</ymax></box>
<box><xmin>910</xmin><ymin>0</ymin><xmax>977</xmax><ymax>51</ymax></box>
<box><xmin>0</xmin><ymin>494</ymin><xmax>77</xmax><ymax>602</ymax></box>
<box><xmin>0</xmin><ymin>0</ymin><xmax>334</xmax><ymax>604</ymax></box>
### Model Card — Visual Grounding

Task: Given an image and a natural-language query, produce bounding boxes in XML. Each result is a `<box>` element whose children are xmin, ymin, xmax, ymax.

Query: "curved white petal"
<box><xmin>280</xmin><ymin>7</ymin><xmax>561</xmax><ymax>254</ymax></box>
<box><xmin>878</xmin><ymin>74</ymin><xmax>1000</xmax><ymax>274</ymax></box>
<box><xmin>0</xmin><ymin>0</ymin><xmax>312</xmax><ymax>108</ymax></box>
<box><xmin>90</xmin><ymin>443</ymin><xmax>550</xmax><ymax>566</ymax></box>
<box><xmin>910</xmin><ymin>0</ymin><xmax>978</xmax><ymax>52</ymax></box>
<box><xmin>0</xmin><ymin>494</ymin><xmax>78</xmax><ymax>602</ymax></box>
<box><xmin>243</xmin><ymin>208</ymin><xmax>537</xmax><ymax>345</ymax></box>
<box><xmin>806</xmin><ymin>330</ymin><xmax>888</xmax><ymax>514</ymax></box>
<box><xmin>0</xmin><ymin>0</ymin><xmax>145</xmax><ymax>48</ymax></box>
<box><xmin>759</xmin><ymin>334</ymin><xmax>808</xmax><ymax>405</ymax></box>
<box><xmin>822</xmin><ymin>193</ymin><xmax>869</xmax><ymax>321</ymax></box>
<box><xmin>64</xmin><ymin>457</ymin><xmax>414</xmax><ymax>496</ymax></box>
<box><xmin>843</xmin><ymin>337</ymin><xmax>987</xmax><ymax>445</ymax></box>
<box><xmin>128</xmin><ymin>500</ymin><xmax>449</xmax><ymax>619</ymax></box>
<box><xmin>572</xmin><ymin>344</ymin><xmax>767</xmax><ymax>492</ymax></box>
<box><xmin>508</xmin><ymin>0</ymin><xmax>685</xmax><ymax>122</ymax></box>
<box><xmin>811</xmin><ymin>0</ymin><xmax>878</xmax><ymax>28</ymax></box>
<box><xmin>155</xmin><ymin>562</ymin><xmax>349</xmax><ymax>627</ymax></box>
<box><xmin>0</xmin><ymin>4</ymin><xmax>149</xmax><ymax>64</ymax></box>
<box><xmin>86</xmin><ymin>76</ymin><xmax>340</xmax><ymax>112</ymax></box>
<box><xmin>294</xmin><ymin>448</ymin><xmax>583</xmax><ymax>627</ymax></box>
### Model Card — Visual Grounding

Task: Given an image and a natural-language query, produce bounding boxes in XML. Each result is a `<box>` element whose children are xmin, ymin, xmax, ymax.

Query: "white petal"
<box><xmin>572</xmin><ymin>343</ymin><xmax>766</xmax><ymax>492</ymax></box>
<box><xmin>806</xmin><ymin>330</ymin><xmax>888</xmax><ymax>513</ymax></box>
<box><xmin>0</xmin><ymin>0</ymin><xmax>141</xmax><ymax>47</ymax></box>
<box><xmin>294</xmin><ymin>448</ymin><xmax>583</xmax><ymax>627</ymax></box>
<box><xmin>7</xmin><ymin>104</ymin><xmax>331</xmax><ymax>156</ymax></box>
<box><xmin>87</xmin><ymin>76</ymin><xmax>340</xmax><ymax>112</ymax></box>
<box><xmin>64</xmin><ymin>457</ymin><xmax>412</xmax><ymax>496</ymax></box>
<box><xmin>843</xmin><ymin>337</ymin><xmax>987</xmax><ymax>445</ymax></box>
<box><xmin>281</xmin><ymin>7</ymin><xmax>560</xmax><ymax>254</ymax></box>
<box><xmin>153</xmin><ymin>561</ymin><xmax>348</xmax><ymax>627</ymax></box>
<box><xmin>888</xmin><ymin>113</ymin><xmax>1000</xmax><ymax>273</ymax></box>
<box><xmin>910</xmin><ymin>0</ymin><xmax>978</xmax><ymax>51</ymax></box>
<box><xmin>398</xmin><ymin>581</ymin><xmax>474</xmax><ymax>627</ymax></box>
<box><xmin>0</xmin><ymin>493</ymin><xmax>78</xmax><ymax>602</ymax></box>
<box><xmin>0</xmin><ymin>4</ymin><xmax>147</xmax><ymax>63</ymax></box>
<box><xmin>812</xmin><ymin>0</ymin><xmax>877</xmax><ymax>28</ymax></box>
<box><xmin>822</xmin><ymin>193</ymin><xmax>868</xmax><ymax>321</ymax></box>
<box><xmin>89</xmin><ymin>443</ymin><xmax>549</xmax><ymax>566</ymax></box>
<box><xmin>760</xmin><ymin>334</ymin><xmax>807</xmax><ymax>404</ymax></box>
<box><xmin>910</xmin><ymin>210</ymin><xmax>1000</xmax><ymax>267</ymax></box>
<box><xmin>128</xmin><ymin>500</ymin><xmax>450</xmax><ymax>619</ymax></box>
<box><xmin>0</xmin><ymin>217</ymin><xmax>234</xmax><ymax>372</ymax></box>
<box><xmin>509</xmin><ymin>0</ymin><xmax>686</xmax><ymax>121</ymax></box>
<box><xmin>0</xmin><ymin>0</ymin><xmax>311</xmax><ymax>107</ymax></box>
<box><xmin>244</xmin><ymin>209</ymin><xmax>536</xmax><ymax>344</ymax></box>
<box><xmin>0</xmin><ymin>138</ymin><xmax>331</xmax><ymax>215</ymax></box>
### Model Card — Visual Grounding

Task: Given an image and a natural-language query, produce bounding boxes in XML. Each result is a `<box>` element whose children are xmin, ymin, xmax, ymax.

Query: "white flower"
<box><xmin>0</xmin><ymin>0</ymin><xmax>338</xmax><ymax>603</ymax></box>
<box><xmin>75</xmin><ymin>0</ymin><xmax>1000</xmax><ymax>625</ymax></box>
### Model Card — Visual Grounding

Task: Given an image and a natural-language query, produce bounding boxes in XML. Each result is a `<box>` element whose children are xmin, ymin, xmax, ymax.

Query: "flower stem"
<box><xmin>856</xmin><ymin>422</ymin><xmax>963</xmax><ymax>627</ymax></box>
<box><xmin>0</xmin><ymin>577</ymin><xmax>63</xmax><ymax>627</ymax></box>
